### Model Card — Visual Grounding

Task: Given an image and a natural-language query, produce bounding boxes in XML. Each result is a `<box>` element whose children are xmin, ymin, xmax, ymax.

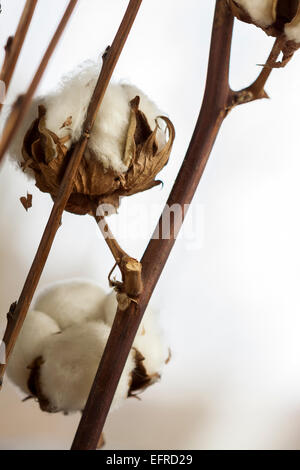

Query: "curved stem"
<box><xmin>94</xmin><ymin>211</ymin><xmax>143</xmax><ymax>298</ymax></box>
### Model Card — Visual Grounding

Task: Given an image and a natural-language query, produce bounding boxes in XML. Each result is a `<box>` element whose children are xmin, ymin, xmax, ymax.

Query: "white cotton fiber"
<box><xmin>102</xmin><ymin>291</ymin><xmax>168</xmax><ymax>377</ymax></box>
<box><xmin>38</xmin><ymin>322</ymin><xmax>135</xmax><ymax>413</ymax></box>
<box><xmin>8</xmin><ymin>62</ymin><xmax>164</xmax><ymax>174</ymax></box>
<box><xmin>236</xmin><ymin>0</ymin><xmax>275</xmax><ymax>26</ymax></box>
<box><xmin>34</xmin><ymin>279</ymin><xmax>107</xmax><ymax>330</ymax></box>
<box><xmin>7</xmin><ymin>310</ymin><xmax>60</xmax><ymax>393</ymax></box>
<box><xmin>285</xmin><ymin>14</ymin><xmax>300</xmax><ymax>43</ymax></box>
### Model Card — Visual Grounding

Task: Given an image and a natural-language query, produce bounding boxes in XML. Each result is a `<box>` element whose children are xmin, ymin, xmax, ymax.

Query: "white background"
<box><xmin>1</xmin><ymin>0</ymin><xmax>300</xmax><ymax>450</ymax></box>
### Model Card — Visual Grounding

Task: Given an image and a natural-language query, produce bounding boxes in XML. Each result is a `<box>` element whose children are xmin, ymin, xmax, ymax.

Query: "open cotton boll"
<box><xmin>8</xmin><ymin>61</ymin><xmax>175</xmax><ymax>216</ymax></box>
<box><xmin>35</xmin><ymin>322</ymin><xmax>135</xmax><ymax>413</ymax></box>
<box><xmin>8</xmin><ymin>280</ymin><xmax>170</xmax><ymax>414</ymax></box>
<box><xmin>7</xmin><ymin>310</ymin><xmax>60</xmax><ymax>393</ymax></box>
<box><xmin>229</xmin><ymin>1</ymin><xmax>300</xmax><ymax>67</ymax></box>
<box><xmin>34</xmin><ymin>279</ymin><xmax>107</xmax><ymax>330</ymax></box>
<box><xmin>235</xmin><ymin>0</ymin><xmax>275</xmax><ymax>26</ymax></box>
<box><xmin>14</xmin><ymin>62</ymin><xmax>164</xmax><ymax>174</ymax></box>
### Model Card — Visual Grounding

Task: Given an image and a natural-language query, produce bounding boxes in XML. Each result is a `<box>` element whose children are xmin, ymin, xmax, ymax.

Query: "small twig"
<box><xmin>0</xmin><ymin>0</ymin><xmax>78</xmax><ymax>165</ymax></box>
<box><xmin>94</xmin><ymin>206</ymin><xmax>143</xmax><ymax>300</ymax></box>
<box><xmin>0</xmin><ymin>0</ymin><xmax>143</xmax><ymax>386</ymax></box>
<box><xmin>0</xmin><ymin>0</ymin><xmax>38</xmax><ymax>112</ymax></box>
<box><xmin>228</xmin><ymin>36</ymin><xmax>283</xmax><ymax>108</ymax></box>
<box><xmin>94</xmin><ymin>205</ymin><xmax>127</xmax><ymax>266</ymax></box>
<box><xmin>72</xmin><ymin>0</ymin><xmax>283</xmax><ymax>451</ymax></box>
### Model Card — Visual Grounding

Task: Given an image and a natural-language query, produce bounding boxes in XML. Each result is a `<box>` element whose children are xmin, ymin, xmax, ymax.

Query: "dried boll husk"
<box><xmin>228</xmin><ymin>0</ymin><xmax>300</xmax><ymax>65</ymax></box>
<box><xmin>21</xmin><ymin>96</ymin><xmax>174</xmax><ymax>216</ymax></box>
<box><xmin>7</xmin><ymin>280</ymin><xmax>169</xmax><ymax>414</ymax></box>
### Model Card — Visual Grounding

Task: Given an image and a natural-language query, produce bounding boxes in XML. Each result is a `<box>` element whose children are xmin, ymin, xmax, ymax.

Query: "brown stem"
<box><xmin>0</xmin><ymin>0</ymin><xmax>78</xmax><ymax>165</ymax></box>
<box><xmin>71</xmin><ymin>0</ymin><xmax>234</xmax><ymax>451</ymax></box>
<box><xmin>94</xmin><ymin>208</ymin><xmax>143</xmax><ymax>299</ymax></box>
<box><xmin>0</xmin><ymin>0</ymin><xmax>38</xmax><ymax>112</ymax></box>
<box><xmin>0</xmin><ymin>0</ymin><xmax>143</xmax><ymax>386</ymax></box>
<box><xmin>94</xmin><ymin>206</ymin><xmax>127</xmax><ymax>265</ymax></box>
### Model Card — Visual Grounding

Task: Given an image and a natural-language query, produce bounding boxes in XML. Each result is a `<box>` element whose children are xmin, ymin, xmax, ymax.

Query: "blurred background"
<box><xmin>1</xmin><ymin>0</ymin><xmax>300</xmax><ymax>450</ymax></box>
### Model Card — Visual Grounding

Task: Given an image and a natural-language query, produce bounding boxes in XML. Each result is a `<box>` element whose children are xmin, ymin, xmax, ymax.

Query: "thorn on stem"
<box><xmin>5</xmin><ymin>36</ymin><xmax>14</xmax><ymax>52</ymax></box>
<box><xmin>7</xmin><ymin>301</ymin><xmax>17</xmax><ymax>322</ymax></box>
<box><xmin>102</xmin><ymin>45</ymin><xmax>110</xmax><ymax>60</ymax></box>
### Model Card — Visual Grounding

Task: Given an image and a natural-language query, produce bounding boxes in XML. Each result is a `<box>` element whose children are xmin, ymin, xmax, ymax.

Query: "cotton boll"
<box><xmin>14</xmin><ymin>62</ymin><xmax>165</xmax><ymax>174</ymax></box>
<box><xmin>8</xmin><ymin>280</ymin><xmax>170</xmax><ymax>415</ymax></box>
<box><xmin>34</xmin><ymin>279</ymin><xmax>107</xmax><ymax>330</ymax></box>
<box><xmin>7</xmin><ymin>310</ymin><xmax>60</xmax><ymax>393</ymax></box>
<box><xmin>8</xmin><ymin>62</ymin><xmax>174</xmax><ymax>216</ymax></box>
<box><xmin>35</xmin><ymin>321</ymin><xmax>135</xmax><ymax>413</ymax></box>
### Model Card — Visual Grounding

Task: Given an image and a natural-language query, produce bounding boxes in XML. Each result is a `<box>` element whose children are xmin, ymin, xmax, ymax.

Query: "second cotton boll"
<box><xmin>7</xmin><ymin>280</ymin><xmax>169</xmax><ymax>414</ymax></box>
<box><xmin>8</xmin><ymin>62</ymin><xmax>175</xmax><ymax>216</ymax></box>
<box><xmin>228</xmin><ymin>1</ymin><xmax>300</xmax><ymax>66</ymax></box>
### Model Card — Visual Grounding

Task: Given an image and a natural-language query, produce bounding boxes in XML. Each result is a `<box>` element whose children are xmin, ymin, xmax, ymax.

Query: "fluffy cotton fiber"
<box><xmin>9</xmin><ymin>62</ymin><xmax>164</xmax><ymax>174</ymax></box>
<box><xmin>285</xmin><ymin>13</ymin><xmax>300</xmax><ymax>43</ymax></box>
<box><xmin>7</xmin><ymin>279</ymin><xmax>169</xmax><ymax>414</ymax></box>
<box><xmin>102</xmin><ymin>292</ymin><xmax>168</xmax><ymax>376</ymax></box>
<box><xmin>235</xmin><ymin>0</ymin><xmax>275</xmax><ymax>26</ymax></box>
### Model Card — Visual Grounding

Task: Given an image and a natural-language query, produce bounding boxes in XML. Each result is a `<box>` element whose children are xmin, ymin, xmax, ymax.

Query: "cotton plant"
<box><xmin>7</xmin><ymin>280</ymin><xmax>169</xmax><ymax>415</ymax></box>
<box><xmin>4</xmin><ymin>57</ymin><xmax>175</xmax><ymax>427</ymax></box>
<box><xmin>3</xmin><ymin>0</ymin><xmax>300</xmax><ymax>451</ymax></box>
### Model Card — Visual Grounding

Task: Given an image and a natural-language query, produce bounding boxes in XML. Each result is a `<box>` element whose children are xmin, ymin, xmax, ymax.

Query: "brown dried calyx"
<box><xmin>21</xmin><ymin>96</ymin><xmax>175</xmax><ymax>216</ymax></box>
<box><xmin>27</xmin><ymin>356</ymin><xmax>57</xmax><ymax>413</ymax></box>
<box><xmin>228</xmin><ymin>0</ymin><xmax>300</xmax><ymax>66</ymax></box>
<box><xmin>128</xmin><ymin>348</ymin><xmax>161</xmax><ymax>398</ymax></box>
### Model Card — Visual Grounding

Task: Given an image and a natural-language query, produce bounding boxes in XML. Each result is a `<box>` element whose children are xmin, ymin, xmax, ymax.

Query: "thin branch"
<box><xmin>0</xmin><ymin>0</ymin><xmax>77</xmax><ymax>165</ymax></box>
<box><xmin>228</xmin><ymin>36</ymin><xmax>283</xmax><ymax>108</ymax></box>
<box><xmin>0</xmin><ymin>0</ymin><xmax>143</xmax><ymax>386</ymax></box>
<box><xmin>94</xmin><ymin>208</ymin><xmax>142</xmax><ymax>299</ymax></box>
<box><xmin>72</xmin><ymin>0</ymin><xmax>284</xmax><ymax>451</ymax></box>
<box><xmin>94</xmin><ymin>206</ymin><xmax>127</xmax><ymax>266</ymax></box>
<box><xmin>0</xmin><ymin>0</ymin><xmax>38</xmax><ymax>112</ymax></box>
